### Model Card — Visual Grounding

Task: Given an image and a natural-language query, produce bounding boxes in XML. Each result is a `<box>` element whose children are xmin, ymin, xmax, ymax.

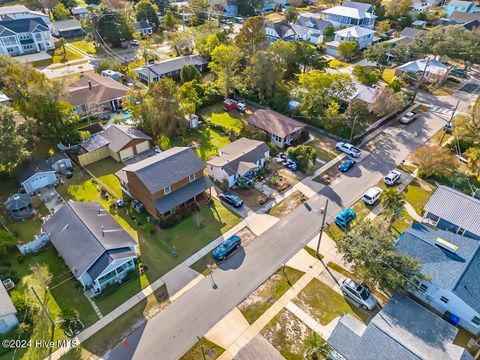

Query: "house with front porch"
<box><xmin>207</xmin><ymin>138</ymin><xmax>270</xmax><ymax>188</ymax></box>
<box><xmin>66</xmin><ymin>74</ymin><xmax>131</xmax><ymax>119</ymax></box>
<box><xmin>115</xmin><ymin>147</ymin><xmax>213</xmax><ymax>223</ymax></box>
<box><xmin>322</xmin><ymin>1</ymin><xmax>376</xmax><ymax>29</ymax></box>
<box><xmin>326</xmin><ymin>26</ymin><xmax>376</xmax><ymax>57</ymax></box>
<box><xmin>247</xmin><ymin>109</ymin><xmax>307</xmax><ymax>149</ymax></box>
<box><xmin>43</xmin><ymin>201</ymin><xmax>138</xmax><ymax>294</ymax></box>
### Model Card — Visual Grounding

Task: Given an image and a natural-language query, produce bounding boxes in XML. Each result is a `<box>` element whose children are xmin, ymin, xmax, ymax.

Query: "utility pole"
<box><xmin>349</xmin><ymin>115</ymin><xmax>358</xmax><ymax>143</ymax></box>
<box><xmin>411</xmin><ymin>58</ymin><xmax>430</xmax><ymax>103</ymax></box>
<box><xmin>31</xmin><ymin>286</ymin><xmax>55</xmax><ymax>327</ymax></box>
<box><xmin>316</xmin><ymin>199</ymin><xmax>329</xmax><ymax>256</ymax></box>
<box><xmin>197</xmin><ymin>336</ymin><xmax>206</xmax><ymax>360</ymax></box>
<box><xmin>439</xmin><ymin>99</ymin><xmax>461</xmax><ymax>145</ymax></box>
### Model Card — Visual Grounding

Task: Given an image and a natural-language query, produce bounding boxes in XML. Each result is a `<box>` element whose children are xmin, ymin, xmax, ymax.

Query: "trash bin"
<box><xmin>443</xmin><ymin>311</ymin><xmax>460</xmax><ymax>326</ymax></box>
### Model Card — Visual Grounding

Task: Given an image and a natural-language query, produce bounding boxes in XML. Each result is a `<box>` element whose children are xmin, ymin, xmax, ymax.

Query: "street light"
<box><xmin>207</xmin><ymin>263</ymin><xmax>218</xmax><ymax>289</ymax></box>
<box><xmin>316</xmin><ymin>200</ymin><xmax>329</xmax><ymax>257</ymax></box>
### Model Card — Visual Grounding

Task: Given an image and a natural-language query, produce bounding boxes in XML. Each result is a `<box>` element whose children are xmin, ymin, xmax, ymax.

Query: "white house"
<box><xmin>396</xmin><ymin>222</ymin><xmax>480</xmax><ymax>335</ymax></box>
<box><xmin>0</xmin><ymin>282</ymin><xmax>18</xmax><ymax>334</ymax></box>
<box><xmin>43</xmin><ymin>201</ymin><xmax>138</xmax><ymax>294</ymax></box>
<box><xmin>326</xmin><ymin>26</ymin><xmax>376</xmax><ymax>57</ymax></box>
<box><xmin>322</xmin><ymin>1</ymin><xmax>376</xmax><ymax>29</ymax></box>
<box><xmin>0</xmin><ymin>17</ymin><xmax>54</xmax><ymax>56</ymax></box>
<box><xmin>207</xmin><ymin>138</ymin><xmax>270</xmax><ymax>188</ymax></box>
<box><xmin>264</xmin><ymin>21</ymin><xmax>297</xmax><ymax>43</ymax></box>
<box><xmin>293</xmin><ymin>13</ymin><xmax>333</xmax><ymax>45</ymax></box>
<box><xmin>395</xmin><ymin>58</ymin><xmax>451</xmax><ymax>84</ymax></box>
<box><xmin>72</xmin><ymin>6</ymin><xmax>88</xmax><ymax>20</ymax></box>
<box><xmin>134</xmin><ymin>20</ymin><xmax>153</xmax><ymax>36</ymax></box>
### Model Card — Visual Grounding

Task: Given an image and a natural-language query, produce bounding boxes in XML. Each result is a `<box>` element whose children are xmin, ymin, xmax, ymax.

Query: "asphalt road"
<box><xmin>106</xmin><ymin>87</ymin><xmax>478</xmax><ymax>360</ymax></box>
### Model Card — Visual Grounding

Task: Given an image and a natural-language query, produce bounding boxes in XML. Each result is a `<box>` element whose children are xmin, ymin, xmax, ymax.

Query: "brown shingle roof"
<box><xmin>67</xmin><ymin>74</ymin><xmax>130</xmax><ymax>107</ymax></box>
<box><xmin>247</xmin><ymin>110</ymin><xmax>306</xmax><ymax>138</ymax></box>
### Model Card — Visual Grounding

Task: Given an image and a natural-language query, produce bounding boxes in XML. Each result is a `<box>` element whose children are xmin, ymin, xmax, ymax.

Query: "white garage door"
<box><xmin>119</xmin><ymin>147</ymin><xmax>134</xmax><ymax>160</ymax></box>
<box><xmin>135</xmin><ymin>141</ymin><xmax>149</xmax><ymax>154</ymax></box>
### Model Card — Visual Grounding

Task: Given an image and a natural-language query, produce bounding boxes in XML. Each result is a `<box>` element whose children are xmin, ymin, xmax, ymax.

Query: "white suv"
<box><xmin>384</xmin><ymin>170</ymin><xmax>401</xmax><ymax>186</ymax></box>
<box><xmin>363</xmin><ymin>187</ymin><xmax>383</xmax><ymax>205</ymax></box>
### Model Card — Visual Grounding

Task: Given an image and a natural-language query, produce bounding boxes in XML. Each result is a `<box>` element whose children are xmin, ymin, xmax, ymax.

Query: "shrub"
<box><xmin>143</xmin><ymin>222</ymin><xmax>156</xmax><ymax>234</ymax></box>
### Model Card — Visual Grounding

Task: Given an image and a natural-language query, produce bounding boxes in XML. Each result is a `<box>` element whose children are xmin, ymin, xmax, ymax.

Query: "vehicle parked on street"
<box><xmin>363</xmin><ymin>187</ymin><xmax>383</xmax><ymax>205</ymax></box>
<box><xmin>384</xmin><ymin>169</ymin><xmax>401</xmax><ymax>186</ymax></box>
<box><xmin>400</xmin><ymin>111</ymin><xmax>418</xmax><ymax>124</ymax></box>
<box><xmin>338</xmin><ymin>158</ymin><xmax>356</xmax><ymax>172</ymax></box>
<box><xmin>218</xmin><ymin>191</ymin><xmax>244</xmax><ymax>208</ymax></box>
<box><xmin>340</xmin><ymin>278</ymin><xmax>377</xmax><ymax>310</ymax></box>
<box><xmin>284</xmin><ymin>159</ymin><xmax>298</xmax><ymax>171</ymax></box>
<box><xmin>336</xmin><ymin>142</ymin><xmax>361</xmax><ymax>158</ymax></box>
<box><xmin>212</xmin><ymin>235</ymin><xmax>242</xmax><ymax>261</ymax></box>
<box><xmin>335</xmin><ymin>209</ymin><xmax>356</xmax><ymax>227</ymax></box>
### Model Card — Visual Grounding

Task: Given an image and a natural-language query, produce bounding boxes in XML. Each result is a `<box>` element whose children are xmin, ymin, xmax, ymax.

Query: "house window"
<box><xmin>189</xmin><ymin>173</ymin><xmax>196</xmax><ymax>182</ymax></box>
<box><xmin>472</xmin><ymin>316</ymin><xmax>480</xmax><ymax>326</ymax></box>
<box><xmin>419</xmin><ymin>283</ymin><xmax>428</xmax><ymax>292</ymax></box>
<box><xmin>164</xmin><ymin>185</ymin><xmax>171</xmax><ymax>195</ymax></box>
<box><xmin>440</xmin><ymin>296</ymin><xmax>449</xmax><ymax>304</ymax></box>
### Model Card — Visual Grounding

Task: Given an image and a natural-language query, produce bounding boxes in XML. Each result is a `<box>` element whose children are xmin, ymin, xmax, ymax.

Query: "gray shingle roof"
<box><xmin>51</xmin><ymin>19</ymin><xmax>82</xmax><ymax>32</ymax></box>
<box><xmin>15</xmin><ymin>159</ymin><xmax>54</xmax><ymax>184</ymax></box>
<box><xmin>247</xmin><ymin>110</ymin><xmax>306</xmax><ymax>138</ymax></box>
<box><xmin>87</xmin><ymin>247</ymin><xmax>136</xmax><ymax>280</ymax></box>
<box><xmin>399</xmin><ymin>27</ymin><xmax>427</xmax><ymax>38</ymax></box>
<box><xmin>4</xmin><ymin>193</ymin><xmax>32</xmax><ymax>210</ymax></box>
<box><xmin>135</xmin><ymin>20</ymin><xmax>151</xmax><ymax>30</ymax></box>
<box><xmin>0</xmin><ymin>17</ymin><xmax>48</xmax><ymax>34</ymax></box>
<box><xmin>135</xmin><ymin>55</ymin><xmax>207</xmax><ymax>78</ymax></box>
<box><xmin>294</xmin><ymin>15</ymin><xmax>331</xmax><ymax>31</ymax></box>
<box><xmin>154</xmin><ymin>176</ymin><xmax>213</xmax><ymax>214</ymax></box>
<box><xmin>121</xmin><ymin>147</ymin><xmax>206</xmax><ymax>194</ymax></box>
<box><xmin>327</xmin><ymin>293</ymin><xmax>473</xmax><ymax>360</ymax></box>
<box><xmin>424</xmin><ymin>185</ymin><xmax>480</xmax><ymax>237</ymax></box>
<box><xmin>43</xmin><ymin>201</ymin><xmax>136</xmax><ymax>279</ymax></box>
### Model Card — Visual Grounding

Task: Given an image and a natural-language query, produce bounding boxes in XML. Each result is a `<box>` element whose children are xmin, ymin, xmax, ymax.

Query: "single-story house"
<box><xmin>134</xmin><ymin>20</ymin><xmax>153</xmax><ymax>36</ymax></box>
<box><xmin>71</xmin><ymin>6</ymin><xmax>88</xmax><ymax>20</ymax></box>
<box><xmin>0</xmin><ymin>282</ymin><xmax>18</xmax><ymax>334</ymax></box>
<box><xmin>327</xmin><ymin>292</ymin><xmax>473</xmax><ymax>360</ymax></box>
<box><xmin>66</xmin><ymin>74</ymin><xmax>131</xmax><ymax>119</ymax></box>
<box><xmin>449</xmin><ymin>11</ymin><xmax>480</xmax><ymax>24</ymax></box>
<box><xmin>4</xmin><ymin>193</ymin><xmax>34</xmax><ymax>220</ymax></box>
<box><xmin>395</xmin><ymin>58</ymin><xmax>451</xmax><ymax>84</ymax></box>
<box><xmin>115</xmin><ymin>147</ymin><xmax>213</xmax><ymax>222</ymax></box>
<box><xmin>247</xmin><ymin>110</ymin><xmax>307</xmax><ymax>148</ymax></box>
<box><xmin>445</xmin><ymin>0</ymin><xmax>476</xmax><ymax>16</ymax></box>
<box><xmin>50</xmin><ymin>19</ymin><xmax>84</xmax><ymax>38</ymax></box>
<box><xmin>326</xmin><ymin>26</ymin><xmax>377</xmax><ymax>57</ymax></box>
<box><xmin>396</xmin><ymin>222</ymin><xmax>480</xmax><ymax>335</ymax></box>
<box><xmin>423</xmin><ymin>185</ymin><xmax>480</xmax><ymax>239</ymax></box>
<box><xmin>135</xmin><ymin>55</ymin><xmax>208</xmax><ymax>83</ymax></box>
<box><xmin>207</xmin><ymin>138</ymin><xmax>270</xmax><ymax>188</ymax></box>
<box><xmin>78</xmin><ymin>124</ymin><xmax>152</xmax><ymax>166</ymax></box>
<box><xmin>16</xmin><ymin>159</ymin><xmax>58</xmax><ymax>195</ymax></box>
<box><xmin>43</xmin><ymin>201</ymin><xmax>137</xmax><ymax>293</ymax></box>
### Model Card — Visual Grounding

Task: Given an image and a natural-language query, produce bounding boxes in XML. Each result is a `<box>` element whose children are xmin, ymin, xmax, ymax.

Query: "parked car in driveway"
<box><xmin>400</xmin><ymin>111</ymin><xmax>418</xmax><ymax>124</ymax></box>
<box><xmin>336</xmin><ymin>142</ymin><xmax>361</xmax><ymax>158</ymax></box>
<box><xmin>384</xmin><ymin>169</ymin><xmax>401</xmax><ymax>186</ymax></box>
<box><xmin>335</xmin><ymin>209</ymin><xmax>356</xmax><ymax>227</ymax></box>
<box><xmin>212</xmin><ymin>235</ymin><xmax>241</xmax><ymax>261</ymax></box>
<box><xmin>451</xmin><ymin>67</ymin><xmax>466</xmax><ymax>78</ymax></box>
<box><xmin>338</xmin><ymin>158</ymin><xmax>356</xmax><ymax>172</ymax></box>
<box><xmin>218</xmin><ymin>191</ymin><xmax>244</xmax><ymax>208</ymax></box>
<box><xmin>340</xmin><ymin>278</ymin><xmax>377</xmax><ymax>310</ymax></box>
<box><xmin>363</xmin><ymin>187</ymin><xmax>383</xmax><ymax>205</ymax></box>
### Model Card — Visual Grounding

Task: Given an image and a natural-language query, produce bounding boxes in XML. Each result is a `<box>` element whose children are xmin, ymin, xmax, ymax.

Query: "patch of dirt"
<box><xmin>238</xmin><ymin>227</ymin><xmax>256</xmax><ymax>247</ymax></box>
<box><xmin>239</xmin><ymin>274</ymin><xmax>282</xmax><ymax>309</ymax></box>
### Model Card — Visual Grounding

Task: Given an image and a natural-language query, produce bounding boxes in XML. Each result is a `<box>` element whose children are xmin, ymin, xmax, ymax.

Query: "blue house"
<box><xmin>445</xmin><ymin>0</ymin><xmax>476</xmax><ymax>16</ymax></box>
<box><xmin>423</xmin><ymin>185</ymin><xmax>480</xmax><ymax>240</ymax></box>
<box><xmin>322</xmin><ymin>1</ymin><xmax>376</xmax><ymax>29</ymax></box>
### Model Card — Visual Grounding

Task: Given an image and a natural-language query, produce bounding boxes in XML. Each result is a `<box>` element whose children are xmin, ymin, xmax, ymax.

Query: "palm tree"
<box><xmin>56</xmin><ymin>308</ymin><xmax>82</xmax><ymax>336</ymax></box>
<box><xmin>303</xmin><ymin>332</ymin><xmax>330</xmax><ymax>360</ymax></box>
<box><xmin>381</xmin><ymin>188</ymin><xmax>405</xmax><ymax>225</ymax></box>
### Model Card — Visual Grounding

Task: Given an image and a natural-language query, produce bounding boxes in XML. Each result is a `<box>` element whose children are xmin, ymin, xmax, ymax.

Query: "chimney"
<box><xmin>88</xmin><ymin>80</ymin><xmax>92</xmax><ymax>90</ymax></box>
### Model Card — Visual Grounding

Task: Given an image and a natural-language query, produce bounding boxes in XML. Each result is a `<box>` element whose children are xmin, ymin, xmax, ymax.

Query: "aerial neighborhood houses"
<box><xmin>50</xmin><ymin>18</ymin><xmax>84</xmax><ymax>39</ymax></box>
<box><xmin>135</xmin><ymin>55</ymin><xmax>209</xmax><ymax>83</ymax></box>
<box><xmin>395</xmin><ymin>59</ymin><xmax>452</xmax><ymax>84</ymax></box>
<box><xmin>326</xmin><ymin>26</ymin><xmax>377</xmax><ymax>57</ymax></box>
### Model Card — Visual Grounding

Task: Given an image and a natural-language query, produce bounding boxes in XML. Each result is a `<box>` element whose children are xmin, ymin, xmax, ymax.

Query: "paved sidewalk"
<box><xmin>285</xmin><ymin>302</ymin><xmax>339</xmax><ymax>339</ymax></box>
<box><xmin>404</xmin><ymin>202</ymin><xmax>423</xmax><ymax>222</ymax></box>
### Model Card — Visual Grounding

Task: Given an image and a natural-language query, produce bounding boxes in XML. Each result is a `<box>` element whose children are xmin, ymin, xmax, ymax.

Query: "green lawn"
<box><xmin>169</xmin><ymin>127</ymin><xmax>231</xmax><ymax>161</ymax></box>
<box><xmin>190</xmin><ymin>252</ymin><xmax>215</xmax><ymax>276</ymax></box>
<box><xmin>328</xmin><ymin>59</ymin><xmax>349</xmax><ymax>69</ymax></box>
<box><xmin>180</xmin><ymin>337</ymin><xmax>224</xmax><ymax>360</ymax></box>
<box><xmin>198</xmin><ymin>103</ymin><xmax>248</xmax><ymax>134</ymax></box>
<box><xmin>306</xmin><ymin>135</ymin><xmax>339</xmax><ymax>163</ymax></box>
<box><xmin>67</xmin><ymin>39</ymin><xmax>99</xmax><ymax>55</ymax></box>
<box><xmin>0</xmin><ymin>247</ymin><xmax>98</xmax><ymax>360</ymax></box>
<box><xmin>58</xmin><ymin>164</ymin><xmax>241</xmax><ymax>314</ymax></box>
<box><xmin>391</xmin><ymin>209</ymin><xmax>414</xmax><ymax>235</ymax></box>
<box><xmin>85</xmin><ymin>157</ymin><xmax>124</xmax><ymax>197</ymax></box>
<box><xmin>238</xmin><ymin>267</ymin><xmax>305</xmax><ymax>324</ymax></box>
<box><xmin>293</xmin><ymin>278</ymin><xmax>370</xmax><ymax>325</ymax></box>
<box><xmin>404</xmin><ymin>180</ymin><xmax>433</xmax><ymax>216</ymax></box>
<box><xmin>52</xmin><ymin>47</ymin><xmax>83</xmax><ymax>64</ymax></box>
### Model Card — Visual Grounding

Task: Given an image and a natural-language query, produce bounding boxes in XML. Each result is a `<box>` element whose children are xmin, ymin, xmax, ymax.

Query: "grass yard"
<box><xmin>198</xmin><ymin>103</ymin><xmax>250</xmax><ymax>134</ymax></box>
<box><xmin>391</xmin><ymin>209</ymin><xmax>414</xmax><ymax>235</ymax></box>
<box><xmin>180</xmin><ymin>337</ymin><xmax>225</xmax><ymax>360</ymax></box>
<box><xmin>268</xmin><ymin>191</ymin><xmax>306</xmax><ymax>219</ymax></box>
<box><xmin>404</xmin><ymin>180</ymin><xmax>433</xmax><ymax>216</ymax></box>
<box><xmin>260</xmin><ymin>309</ymin><xmax>311</xmax><ymax>360</ymax></box>
<box><xmin>0</xmin><ymin>247</ymin><xmax>98</xmax><ymax>360</ymax></box>
<box><xmin>52</xmin><ymin>47</ymin><xmax>83</xmax><ymax>64</ymax></box>
<box><xmin>61</xmin><ymin>286</ymin><xmax>169</xmax><ymax>360</ymax></box>
<box><xmin>328</xmin><ymin>59</ymin><xmax>349</xmax><ymax>69</ymax></box>
<box><xmin>238</xmin><ymin>267</ymin><xmax>305</xmax><ymax>324</ymax></box>
<box><xmin>303</xmin><ymin>246</ymin><xmax>324</xmax><ymax>260</ymax></box>
<box><xmin>382</xmin><ymin>68</ymin><xmax>396</xmax><ymax>84</ymax></box>
<box><xmin>85</xmin><ymin>157</ymin><xmax>124</xmax><ymax>197</ymax></box>
<box><xmin>293</xmin><ymin>278</ymin><xmax>370</xmax><ymax>325</ymax></box>
<box><xmin>67</xmin><ymin>39</ymin><xmax>100</xmax><ymax>55</ymax></box>
<box><xmin>306</xmin><ymin>134</ymin><xmax>339</xmax><ymax>163</ymax></box>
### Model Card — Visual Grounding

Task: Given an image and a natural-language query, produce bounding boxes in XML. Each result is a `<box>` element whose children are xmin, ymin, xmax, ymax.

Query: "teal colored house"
<box><xmin>445</xmin><ymin>0</ymin><xmax>476</xmax><ymax>16</ymax></box>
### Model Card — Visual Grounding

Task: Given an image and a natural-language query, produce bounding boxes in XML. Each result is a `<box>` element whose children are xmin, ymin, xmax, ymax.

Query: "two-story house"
<box><xmin>0</xmin><ymin>17</ymin><xmax>54</xmax><ymax>56</ymax></box>
<box><xmin>445</xmin><ymin>0</ymin><xmax>477</xmax><ymax>16</ymax></box>
<box><xmin>423</xmin><ymin>185</ymin><xmax>480</xmax><ymax>240</ymax></box>
<box><xmin>396</xmin><ymin>222</ymin><xmax>480</xmax><ymax>335</ymax></box>
<box><xmin>294</xmin><ymin>13</ymin><xmax>333</xmax><ymax>45</ymax></box>
<box><xmin>322</xmin><ymin>1</ymin><xmax>376</xmax><ymax>29</ymax></box>
<box><xmin>207</xmin><ymin>138</ymin><xmax>270</xmax><ymax>188</ymax></box>
<box><xmin>326</xmin><ymin>26</ymin><xmax>376</xmax><ymax>57</ymax></box>
<box><xmin>264</xmin><ymin>20</ymin><xmax>297</xmax><ymax>43</ymax></box>
<box><xmin>115</xmin><ymin>147</ymin><xmax>213</xmax><ymax>222</ymax></box>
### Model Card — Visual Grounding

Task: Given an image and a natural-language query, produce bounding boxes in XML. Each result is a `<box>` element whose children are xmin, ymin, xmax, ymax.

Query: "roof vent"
<box><xmin>101</xmin><ymin>225</ymin><xmax>104</xmax><ymax>237</ymax></box>
<box><xmin>88</xmin><ymin>80</ymin><xmax>92</xmax><ymax>90</ymax></box>
<box><xmin>435</xmin><ymin>237</ymin><xmax>458</xmax><ymax>253</ymax></box>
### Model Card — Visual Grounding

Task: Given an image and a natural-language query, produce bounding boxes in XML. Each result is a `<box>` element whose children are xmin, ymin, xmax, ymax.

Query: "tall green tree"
<box><xmin>95</xmin><ymin>7</ymin><xmax>134</xmax><ymax>47</ymax></box>
<box><xmin>294</xmin><ymin>41</ymin><xmax>327</xmax><ymax>73</ymax></box>
<box><xmin>337</xmin><ymin>40</ymin><xmax>358</xmax><ymax>61</ymax></box>
<box><xmin>269</xmin><ymin>40</ymin><xmax>298</xmax><ymax>77</ymax></box>
<box><xmin>466</xmin><ymin>148</ymin><xmax>480</xmax><ymax>181</ymax></box>
<box><xmin>52</xmin><ymin>3</ymin><xmax>70</xmax><ymax>20</ymax></box>
<box><xmin>237</xmin><ymin>0</ymin><xmax>263</xmax><ymax>16</ymax></box>
<box><xmin>337</xmin><ymin>219</ymin><xmax>424</xmax><ymax>293</ymax></box>
<box><xmin>286</xmin><ymin>145</ymin><xmax>316</xmax><ymax>172</ymax></box>
<box><xmin>412</xmin><ymin>145</ymin><xmax>458</xmax><ymax>178</ymax></box>
<box><xmin>384</xmin><ymin>0</ymin><xmax>412</xmax><ymax>18</ymax></box>
<box><xmin>245</xmin><ymin>50</ymin><xmax>281</xmax><ymax>102</ymax></box>
<box><xmin>180</xmin><ymin>64</ymin><xmax>201</xmax><ymax>83</ymax></box>
<box><xmin>136</xmin><ymin>0</ymin><xmax>160</xmax><ymax>31</ymax></box>
<box><xmin>0</xmin><ymin>106</ymin><xmax>31</xmax><ymax>174</ymax></box>
<box><xmin>163</xmin><ymin>9</ymin><xmax>177</xmax><ymax>31</ymax></box>
<box><xmin>303</xmin><ymin>332</ymin><xmax>330</xmax><ymax>360</ymax></box>
<box><xmin>371</xmin><ymin>88</ymin><xmax>406</xmax><ymax>117</ymax></box>
<box><xmin>235</xmin><ymin>16</ymin><xmax>266</xmax><ymax>57</ymax></box>
<box><xmin>209</xmin><ymin>44</ymin><xmax>242</xmax><ymax>98</ymax></box>
<box><xmin>284</xmin><ymin>7</ymin><xmax>299</xmax><ymax>23</ymax></box>
<box><xmin>56</xmin><ymin>308</ymin><xmax>82</xmax><ymax>336</ymax></box>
